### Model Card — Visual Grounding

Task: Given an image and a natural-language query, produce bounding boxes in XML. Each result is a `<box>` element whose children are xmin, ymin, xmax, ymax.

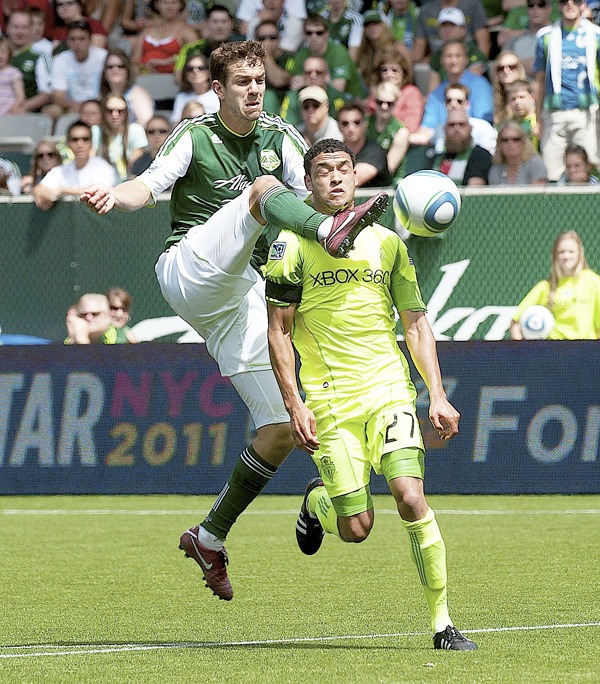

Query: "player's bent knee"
<box><xmin>251</xmin><ymin>174</ymin><xmax>282</xmax><ymax>200</ymax></box>
<box><xmin>338</xmin><ymin>515</ymin><xmax>373</xmax><ymax>543</ymax></box>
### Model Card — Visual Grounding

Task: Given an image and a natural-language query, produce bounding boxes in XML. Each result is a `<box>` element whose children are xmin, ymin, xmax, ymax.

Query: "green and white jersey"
<box><xmin>265</xmin><ymin>224</ymin><xmax>426</xmax><ymax>397</ymax></box>
<box><xmin>138</xmin><ymin>111</ymin><xmax>309</xmax><ymax>250</ymax></box>
<box><xmin>12</xmin><ymin>47</ymin><xmax>52</xmax><ymax>100</ymax></box>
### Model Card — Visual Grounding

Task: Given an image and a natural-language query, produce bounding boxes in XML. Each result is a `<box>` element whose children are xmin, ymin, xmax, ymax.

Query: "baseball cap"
<box><xmin>298</xmin><ymin>86</ymin><xmax>329</xmax><ymax>105</ymax></box>
<box><xmin>438</xmin><ymin>7</ymin><xmax>466</xmax><ymax>25</ymax></box>
<box><xmin>363</xmin><ymin>9</ymin><xmax>383</xmax><ymax>24</ymax></box>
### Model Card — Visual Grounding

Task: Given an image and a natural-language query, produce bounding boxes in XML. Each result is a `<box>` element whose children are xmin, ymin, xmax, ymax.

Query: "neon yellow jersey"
<box><xmin>265</xmin><ymin>224</ymin><xmax>426</xmax><ymax>397</ymax></box>
<box><xmin>514</xmin><ymin>269</ymin><xmax>600</xmax><ymax>339</ymax></box>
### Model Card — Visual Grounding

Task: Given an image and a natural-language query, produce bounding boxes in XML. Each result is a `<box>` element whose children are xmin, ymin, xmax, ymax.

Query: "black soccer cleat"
<box><xmin>433</xmin><ymin>625</ymin><xmax>478</xmax><ymax>651</ymax></box>
<box><xmin>296</xmin><ymin>477</ymin><xmax>325</xmax><ymax>555</ymax></box>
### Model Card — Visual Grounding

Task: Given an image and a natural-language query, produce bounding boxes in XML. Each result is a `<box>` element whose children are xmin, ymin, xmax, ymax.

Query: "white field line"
<box><xmin>1</xmin><ymin>622</ymin><xmax>600</xmax><ymax>659</ymax></box>
<box><xmin>1</xmin><ymin>508</ymin><xmax>600</xmax><ymax>516</ymax></box>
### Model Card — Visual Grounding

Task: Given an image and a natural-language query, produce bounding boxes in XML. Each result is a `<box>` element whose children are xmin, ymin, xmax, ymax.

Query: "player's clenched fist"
<box><xmin>80</xmin><ymin>185</ymin><xmax>116</xmax><ymax>214</ymax></box>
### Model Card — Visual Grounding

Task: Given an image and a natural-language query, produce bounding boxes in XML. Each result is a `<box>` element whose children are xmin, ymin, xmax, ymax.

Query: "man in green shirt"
<box><xmin>82</xmin><ymin>41</ymin><xmax>388</xmax><ymax>603</ymax></box>
<box><xmin>266</xmin><ymin>137</ymin><xmax>477</xmax><ymax>652</ymax></box>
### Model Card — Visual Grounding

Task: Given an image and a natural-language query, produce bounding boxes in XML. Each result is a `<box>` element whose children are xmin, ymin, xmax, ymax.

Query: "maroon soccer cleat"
<box><xmin>179</xmin><ymin>525</ymin><xmax>233</xmax><ymax>601</ymax></box>
<box><xmin>321</xmin><ymin>192</ymin><xmax>389</xmax><ymax>258</ymax></box>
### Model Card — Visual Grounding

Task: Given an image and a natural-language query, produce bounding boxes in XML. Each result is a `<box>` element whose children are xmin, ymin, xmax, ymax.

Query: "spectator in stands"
<box><xmin>499</xmin><ymin>0</ymin><xmax>557</xmax><ymax>50</ymax></box>
<box><xmin>132</xmin><ymin>0</ymin><xmax>198</xmax><ymax>74</ymax></box>
<box><xmin>87</xmin><ymin>0</ymin><xmax>121</xmax><ymax>36</ymax></box>
<box><xmin>382</xmin><ymin>0</ymin><xmax>419</xmax><ymax>52</ymax></box>
<box><xmin>65</xmin><ymin>293</ymin><xmax>132</xmax><ymax>344</ymax></box>
<box><xmin>367</xmin><ymin>82</ymin><xmax>410</xmax><ymax>182</ymax></box>
<box><xmin>0</xmin><ymin>36</ymin><xmax>24</xmax><ymax>114</ymax></box>
<box><xmin>79</xmin><ymin>97</ymin><xmax>102</xmax><ymax>126</ymax></box>
<box><xmin>290</xmin><ymin>14</ymin><xmax>366</xmax><ymax>100</ymax></box>
<box><xmin>413</xmin><ymin>82</ymin><xmax>497</xmax><ymax>154</ymax></box>
<box><xmin>297</xmin><ymin>85</ymin><xmax>343</xmax><ymax>145</ymax></box>
<box><xmin>535</xmin><ymin>0</ymin><xmax>600</xmax><ymax>182</ymax></box>
<box><xmin>6</xmin><ymin>10</ymin><xmax>52</xmax><ymax>113</ymax></box>
<box><xmin>367</xmin><ymin>47</ymin><xmax>424</xmax><ymax>133</ymax></box>
<box><xmin>120</xmin><ymin>0</ymin><xmax>154</xmax><ymax>49</ymax></box>
<box><xmin>498</xmin><ymin>0</ymin><xmax>552</xmax><ymax>77</ymax></box>
<box><xmin>412</xmin><ymin>0</ymin><xmax>491</xmax><ymax>64</ymax></box>
<box><xmin>52</xmin><ymin>0</ymin><xmax>108</xmax><ymax>50</ymax></box>
<box><xmin>338</xmin><ymin>101</ymin><xmax>391</xmax><ymax>187</ymax></box>
<box><xmin>427</xmin><ymin>7</ymin><xmax>488</xmax><ymax>93</ymax></box>
<box><xmin>174</xmin><ymin>5</ymin><xmax>242</xmax><ymax>83</ymax></box>
<box><xmin>21</xmin><ymin>138</ymin><xmax>62</xmax><ymax>193</ymax></box>
<box><xmin>100</xmin><ymin>49</ymin><xmax>154</xmax><ymax>127</ymax></box>
<box><xmin>556</xmin><ymin>144</ymin><xmax>600</xmax><ymax>185</ymax></box>
<box><xmin>488</xmin><ymin>119</ymin><xmax>546</xmax><ymax>185</ymax></box>
<box><xmin>34</xmin><ymin>120</ymin><xmax>116</xmax><ymax>209</ymax></box>
<box><xmin>492</xmin><ymin>50</ymin><xmax>526</xmax><ymax>124</ymax></box>
<box><xmin>0</xmin><ymin>156</ymin><xmax>22</xmax><ymax>195</ymax></box>
<box><xmin>29</xmin><ymin>7</ymin><xmax>53</xmax><ymax>57</ymax></box>
<box><xmin>49</xmin><ymin>21</ymin><xmax>107</xmax><ymax>118</ymax></box>
<box><xmin>511</xmin><ymin>231</ymin><xmax>600</xmax><ymax>340</ymax></box>
<box><xmin>355</xmin><ymin>10</ymin><xmax>397</xmax><ymax>91</ymax></box>
<box><xmin>322</xmin><ymin>0</ymin><xmax>364</xmax><ymax>61</ymax></box>
<box><xmin>179</xmin><ymin>99</ymin><xmax>204</xmax><ymax>119</ymax></box>
<box><xmin>255</xmin><ymin>20</ymin><xmax>293</xmax><ymax>115</ymax></box>
<box><xmin>92</xmin><ymin>93</ymin><xmax>147</xmax><ymax>182</ymax></box>
<box><xmin>413</xmin><ymin>39</ymin><xmax>493</xmax><ymax>141</ymax></box>
<box><xmin>106</xmin><ymin>286</ymin><xmax>138</xmax><ymax>342</ymax></box>
<box><xmin>237</xmin><ymin>0</ymin><xmax>305</xmax><ymax>51</ymax></box>
<box><xmin>506</xmin><ymin>79</ymin><xmax>539</xmax><ymax>150</ymax></box>
<box><xmin>171</xmin><ymin>51</ymin><xmax>219</xmax><ymax>123</ymax></box>
<box><xmin>130</xmin><ymin>114</ymin><xmax>170</xmax><ymax>175</ymax></box>
<box><xmin>281</xmin><ymin>55</ymin><xmax>350</xmax><ymax>126</ymax></box>
<box><xmin>431</xmin><ymin>107</ymin><xmax>491</xmax><ymax>185</ymax></box>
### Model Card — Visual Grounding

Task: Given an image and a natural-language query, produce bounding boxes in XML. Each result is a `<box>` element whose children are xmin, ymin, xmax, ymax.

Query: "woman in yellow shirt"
<box><xmin>511</xmin><ymin>231</ymin><xmax>600</xmax><ymax>340</ymax></box>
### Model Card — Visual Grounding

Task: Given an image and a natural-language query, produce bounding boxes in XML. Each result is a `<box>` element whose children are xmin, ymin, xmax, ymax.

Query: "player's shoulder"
<box><xmin>258</xmin><ymin>112</ymin><xmax>308</xmax><ymax>145</ymax></box>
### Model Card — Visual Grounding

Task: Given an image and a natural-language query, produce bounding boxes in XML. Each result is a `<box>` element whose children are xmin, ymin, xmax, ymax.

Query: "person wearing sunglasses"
<box><xmin>497</xmin><ymin>0</ymin><xmax>553</xmax><ymax>77</ymax></box>
<box><xmin>492</xmin><ymin>50</ymin><xmax>527</xmax><ymax>124</ymax></box>
<box><xmin>488</xmin><ymin>119</ymin><xmax>546</xmax><ymax>185</ymax></box>
<box><xmin>105</xmin><ymin>286</ymin><xmax>139</xmax><ymax>343</ymax></box>
<box><xmin>131</xmin><ymin>115</ymin><xmax>171</xmax><ymax>175</ymax></box>
<box><xmin>171</xmin><ymin>51</ymin><xmax>220</xmax><ymax>123</ymax></box>
<box><xmin>21</xmin><ymin>139</ymin><xmax>62</xmax><ymax>194</ymax></box>
<box><xmin>297</xmin><ymin>85</ymin><xmax>343</xmax><ymax>145</ymax></box>
<box><xmin>34</xmin><ymin>120</ymin><xmax>116</xmax><ymax>210</ymax></box>
<box><xmin>100</xmin><ymin>49</ymin><xmax>154</xmax><ymax>127</ymax></box>
<box><xmin>51</xmin><ymin>0</ymin><xmax>108</xmax><ymax>51</ymax></box>
<box><xmin>253</xmin><ymin>20</ymin><xmax>292</xmax><ymax>115</ymax></box>
<box><xmin>534</xmin><ymin>0</ymin><xmax>600</xmax><ymax>181</ymax></box>
<box><xmin>65</xmin><ymin>293</ymin><xmax>131</xmax><ymax>345</ymax></box>
<box><xmin>289</xmin><ymin>14</ymin><xmax>366</xmax><ymax>100</ymax></box>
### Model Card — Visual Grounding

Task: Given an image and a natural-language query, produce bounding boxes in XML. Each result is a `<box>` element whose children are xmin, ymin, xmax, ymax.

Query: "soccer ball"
<box><xmin>519</xmin><ymin>305</ymin><xmax>555</xmax><ymax>340</ymax></box>
<box><xmin>393</xmin><ymin>170</ymin><xmax>461</xmax><ymax>237</ymax></box>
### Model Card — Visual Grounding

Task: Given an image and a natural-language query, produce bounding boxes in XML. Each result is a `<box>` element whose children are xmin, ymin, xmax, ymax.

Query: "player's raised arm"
<box><xmin>400</xmin><ymin>309</ymin><xmax>460</xmax><ymax>441</ymax></box>
<box><xmin>80</xmin><ymin>178</ymin><xmax>152</xmax><ymax>214</ymax></box>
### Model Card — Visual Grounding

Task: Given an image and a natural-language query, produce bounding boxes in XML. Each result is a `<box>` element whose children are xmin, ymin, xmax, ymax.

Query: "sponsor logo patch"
<box><xmin>269</xmin><ymin>242</ymin><xmax>286</xmax><ymax>260</ymax></box>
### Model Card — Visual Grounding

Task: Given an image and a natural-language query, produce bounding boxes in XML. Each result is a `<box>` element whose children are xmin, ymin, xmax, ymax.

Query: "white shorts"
<box><xmin>155</xmin><ymin>188</ymin><xmax>289</xmax><ymax>428</ymax></box>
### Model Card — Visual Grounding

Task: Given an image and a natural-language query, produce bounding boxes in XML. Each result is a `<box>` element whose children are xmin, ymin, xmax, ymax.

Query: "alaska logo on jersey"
<box><xmin>269</xmin><ymin>241</ymin><xmax>286</xmax><ymax>260</ymax></box>
<box><xmin>214</xmin><ymin>174</ymin><xmax>252</xmax><ymax>192</ymax></box>
<box><xmin>260</xmin><ymin>149</ymin><xmax>281</xmax><ymax>172</ymax></box>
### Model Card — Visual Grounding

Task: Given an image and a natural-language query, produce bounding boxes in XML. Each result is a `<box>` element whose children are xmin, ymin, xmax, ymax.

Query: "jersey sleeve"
<box><xmin>389</xmin><ymin>237</ymin><xmax>426</xmax><ymax>313</ymax></box>
<box><xmin>34</xmin><ymin>53</ymin><xmax>52</xmax><ymax>94</ymax></box>
<box><xmin>513</xmin><ymin>280</ymin><xmax>550</xmax><ymax>321</ymax></box>
<box><xmin>264</xmin><ymin>230</ymin><xmax>304</xmax><ymax>306</ymax></box>
<box><xmin>137</xmin><ymin>124</ymin><xmax>193</xmax><ymax>199</ymax></box>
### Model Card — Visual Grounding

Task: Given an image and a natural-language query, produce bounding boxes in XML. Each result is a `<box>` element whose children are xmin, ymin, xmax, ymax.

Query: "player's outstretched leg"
<box><xmin>179</xmin><ymin>525</ymin><xmax>233</xmax><ymax>601</ymax></box>
<box><xmin>433</xmin><ymin>626</ymin><xmax>478</xmax><ymax>651</ymax></box>
<box><xmin>296</xmin><ymin>477</ymin><xmax>326</xmax><ymax>555</ymax></box>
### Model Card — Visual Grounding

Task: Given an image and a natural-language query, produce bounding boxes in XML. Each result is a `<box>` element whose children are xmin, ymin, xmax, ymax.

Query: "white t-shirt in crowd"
<box><xmin>170</xmin><ymin>89</ymin><xmax>220</xmax><ymax>123</ymax></box>
<box><xmin>51</xmin><ymin>46</ymin><xmax>107</xmax><ymax>102</ymax></box>
<box><xmin>40</xmin><ymin>156</ymin><xmax>118</xmax><ymax>189</ymax></box>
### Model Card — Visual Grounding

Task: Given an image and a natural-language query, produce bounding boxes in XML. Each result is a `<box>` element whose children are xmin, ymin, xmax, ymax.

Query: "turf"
<box><xmin>1</xmin><ymin>494</ymin><xmax>599</xmax><ymax>683</ymax></box>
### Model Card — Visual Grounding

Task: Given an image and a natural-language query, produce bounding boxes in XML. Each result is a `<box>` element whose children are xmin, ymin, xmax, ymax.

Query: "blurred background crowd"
<box><xmin>1</xmin><ymin>0</ymin><xmax>600</xmax><ymax>195</ymax></box>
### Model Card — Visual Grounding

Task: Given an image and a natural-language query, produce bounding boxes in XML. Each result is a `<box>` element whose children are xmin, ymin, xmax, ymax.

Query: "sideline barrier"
<box><xmin>1</xmin><ymin>342</ymin><xmax>598</xmax><ymax>495</ymax></box>
<box><xmin>2</xmin><ymin>188</ymin><xmax>600</xmax><ymax>342</ymax></box>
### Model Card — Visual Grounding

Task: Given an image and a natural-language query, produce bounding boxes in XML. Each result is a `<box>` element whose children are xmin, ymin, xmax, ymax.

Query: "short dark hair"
<box><xmin>304</xmin><ymin>14</ymin><xmax>328</xmax><ymax>31</ymax></box>
<box><xmin>67</xmin><ymin>20</ymin><xmax>91</xmax><ymax>35</ymax></box>
<box><xmin>207</xmin><ymin>4</ymin><xmax>233</xmax><ymax>19</ymax></box>
<box><xmin>337</xmin><ymin>100</ymin><xmax>366</xmax><ymax>119</ymax></box>
<box><xmin>210</xmin><ymin>40</ymin><xmax>265</xmax><ymax>85</ymax></box>
<box><xmin>304</xmin><ymin>139</ymin><xmax>356</xmax><ymax>176</ymax></box>
<box><xmin>67</xmin><ymin>120</ymin><xmax>92</xmax><ymax>138</ymax></box>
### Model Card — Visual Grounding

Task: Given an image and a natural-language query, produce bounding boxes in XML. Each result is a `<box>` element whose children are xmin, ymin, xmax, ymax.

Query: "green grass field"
<box><xmin>1</xmin><ymin>494</ymin><xmax>599</xmax><ymax>683</ymax></box>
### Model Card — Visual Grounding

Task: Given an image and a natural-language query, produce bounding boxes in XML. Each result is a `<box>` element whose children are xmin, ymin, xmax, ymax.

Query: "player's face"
<box><xmin>556</xmin><ymin>237</ymin><xmax>580</xmax><ymax>275</ymax></box>
<box><xmin>215</xmin><ymin>61</ymin><xmax>265</xmax><ymax>131</ymax></box>
<box><xmin>306</xmin><ymin>151</ymin><xmax>356</xmax><ymax>214</ymax></box>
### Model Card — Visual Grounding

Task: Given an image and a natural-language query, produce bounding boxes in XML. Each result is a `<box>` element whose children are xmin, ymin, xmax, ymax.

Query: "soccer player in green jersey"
<box><xmin>81</xmin><ymin>41</ymin><xmax>388</xmax><ymax>602</ymax></box>
<box><xmin>265</xmin><ymin>138</ymin><xmax>477</xmax><ymax>651</ymax></box>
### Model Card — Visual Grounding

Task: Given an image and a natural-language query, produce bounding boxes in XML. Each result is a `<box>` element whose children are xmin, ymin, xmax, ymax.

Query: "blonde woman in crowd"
<box><xmin>492</xmin><ymin>50</ymin><xmax>527</xmax><ymax>124</ymax></box>
<box><xmin>488</xmin><ymin>120</ymin><xmax>546</xmax><ymax>185</ymax></box>
<box><xmin>21</xmin><ymin>139</ymin><xmax>62</xmax><ymax>194</ymax></box>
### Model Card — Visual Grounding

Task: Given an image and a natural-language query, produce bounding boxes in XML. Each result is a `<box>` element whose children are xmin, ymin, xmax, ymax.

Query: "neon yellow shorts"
<box><xmin>307</xmin><ymin>383</ymin><xmax>425</xmax><ymax>500</ymax></box>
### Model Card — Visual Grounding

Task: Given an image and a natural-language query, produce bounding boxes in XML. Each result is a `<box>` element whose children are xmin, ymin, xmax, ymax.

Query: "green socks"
<box><xmin>201</xmin><ymin>446</ymin><xmax>276</xmax><ymax>540</ymax></box>
<box><xmin>402</xmin><ymin>508</ymin><xmax>451</xmax><ymax>634</ymax></box>
<box><xmin>260</xmin><ymin>185</ymin><xmax>324</xmax><ymax>241</ymax></box>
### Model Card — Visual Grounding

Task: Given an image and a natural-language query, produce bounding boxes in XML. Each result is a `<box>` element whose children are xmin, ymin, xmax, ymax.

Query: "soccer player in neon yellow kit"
<box><xmin>266</xmin><ymin>138</ymin><xmax>477</xmax><ymax>651</ymax></box>
<box><xmin>511</xmin><ymin>230</ymin><xmax>600</xmax><ymax>340</ymax></box>
<box><xmin>81</xmin><ymin>42</ymin><xmax>388</xmax><ymax>602</ymax></box>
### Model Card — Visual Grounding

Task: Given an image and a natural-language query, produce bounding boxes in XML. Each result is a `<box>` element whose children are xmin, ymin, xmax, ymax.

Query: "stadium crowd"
<box><xmin>1</xmin><ymin>0</ymin><xmax>600</xmax><ymax>190</ymax></box>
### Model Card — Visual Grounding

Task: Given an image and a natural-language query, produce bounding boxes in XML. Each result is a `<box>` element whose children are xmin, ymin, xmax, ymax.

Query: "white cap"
<box><xmin>438</xmin><ymin>7</ymin><xmax>466</xmax><ymax>25</ymax></box>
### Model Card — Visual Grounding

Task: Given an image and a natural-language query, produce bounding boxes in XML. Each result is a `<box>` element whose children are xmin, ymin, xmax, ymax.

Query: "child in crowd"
<box><xmin>506</xmin><ymin>79</ymin><xmax>538</xmax><ymax>151</ymax></box>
